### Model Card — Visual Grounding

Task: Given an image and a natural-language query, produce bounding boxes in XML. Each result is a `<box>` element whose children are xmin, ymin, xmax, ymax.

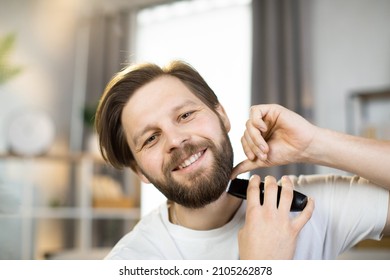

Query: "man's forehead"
<box><xmin>127</xmin><ymin>76</ymin><xmax>203</xmax><ymax>111</ymax></box>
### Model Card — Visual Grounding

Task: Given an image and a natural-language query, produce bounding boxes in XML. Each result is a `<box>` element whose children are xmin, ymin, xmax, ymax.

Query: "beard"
<box><xmin>140</xmin><ymin>126</ymin><xmax>234</xmax><ymax>209</ymax></box>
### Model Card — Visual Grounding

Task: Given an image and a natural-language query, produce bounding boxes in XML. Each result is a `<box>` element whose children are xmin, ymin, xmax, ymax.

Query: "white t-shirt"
<box><xmin>105</xmin><ymin>175</ymin><xmax>389</xmax><ymax>260</ymax></box>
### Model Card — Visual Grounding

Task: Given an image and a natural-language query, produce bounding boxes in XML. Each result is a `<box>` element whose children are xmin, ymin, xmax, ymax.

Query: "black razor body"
<box><xmin>226</xmin><ymin>178</ymin><xmax>307</xmax><ymax>212</ymax></box>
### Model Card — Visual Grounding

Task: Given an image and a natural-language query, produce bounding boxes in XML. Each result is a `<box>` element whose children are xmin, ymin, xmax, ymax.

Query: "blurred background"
<box><xmin>0</xmin><ymin>0</ymin><xmax>389</xmax><ymax>259</ymax></box>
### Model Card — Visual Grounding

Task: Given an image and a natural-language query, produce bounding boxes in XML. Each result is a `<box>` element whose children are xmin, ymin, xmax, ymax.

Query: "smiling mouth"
<box><xmin>174</xmin><ymin>149</ymin><xmax>206</xmax><ymax>171</ymax></box>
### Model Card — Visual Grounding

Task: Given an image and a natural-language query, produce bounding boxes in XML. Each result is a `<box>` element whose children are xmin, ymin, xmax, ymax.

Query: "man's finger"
<box><xmin>263</xmin><ymin>176</ymin><xmax>278</xmax><ymax>210</ymax></box>
<box><xmin>231</xmin><ymin>160</ymin><xmax>257</xmax><ymax>179</ymax></box>
<box><xmin>278</xmin><ymin>176</ymin><xmax>294</xmax><ymax>213</ymax></box>
<box><xmin>293</xmin><ymin>197</ymin><xmax>315</xmax><ymax>230</ymax></box>
<box><xmin>247</xmin><ymin>175</ymin><xmax>261</xmax><ymax>208</ymax></box>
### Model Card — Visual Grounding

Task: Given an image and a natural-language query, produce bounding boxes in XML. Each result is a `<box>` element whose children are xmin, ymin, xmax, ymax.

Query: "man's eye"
<box><xmin>181</xmin><ymin>111</ymin><xmax>194</xmax><ymax>120</ymax></box>
<box><xmin>145</xmin><ymin>135</ymin><xmax>157</xmax><ymax>145</ymax></box>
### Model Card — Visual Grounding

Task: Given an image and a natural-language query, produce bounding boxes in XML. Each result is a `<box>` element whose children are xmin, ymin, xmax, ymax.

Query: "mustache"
<box><xmin>164</xmin><ymin>142</ymin><xmax>207</xmax><ymax>173</ymax></box>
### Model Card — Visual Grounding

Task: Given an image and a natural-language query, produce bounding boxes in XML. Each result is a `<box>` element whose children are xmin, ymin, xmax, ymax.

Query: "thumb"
<box><xmin>293</xmin><ymin>197</ymin><xmax>315</xmax><ymax>230</ymax></box>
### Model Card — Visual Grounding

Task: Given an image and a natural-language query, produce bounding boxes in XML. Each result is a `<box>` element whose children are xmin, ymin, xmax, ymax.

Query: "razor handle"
<box><xmin>227</xmin><ymin>178</ymin><xmax>308</xmax><ymax>212</ymax></box>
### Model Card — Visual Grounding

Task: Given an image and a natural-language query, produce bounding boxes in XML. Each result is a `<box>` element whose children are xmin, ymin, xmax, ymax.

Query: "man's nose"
<box><xmin>165</xmin><ymin>127</ymin><xmax>190</xmax><ymax>153</ymax></box>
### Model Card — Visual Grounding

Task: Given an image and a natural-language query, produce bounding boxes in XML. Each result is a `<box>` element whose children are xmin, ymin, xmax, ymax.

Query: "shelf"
<box><xmin>0</xmin><ymin>152</ymin><xmax>140</xmax><ymax>259</ymax></box>
<box><xmin>347</xmin><ymin>88</ymin><xmax>390</xmax><ymax>250</ymax></box>
<box><xmin>91</xmin><ymin>208</ymin><xmax>140</xmax><ymax>219</ymax></box>
<box><xmin>0</xmin><ymin>152</ymin><xmax>104</xmax><ymax>162</ymax></box>
<box><xmin>0</xmin><ymin>207</ymin><xmax>140</xmax><ymax>219</ymax></box>
<box><xmin>347</xmin><ymin>88</ymin><xmax>390</xmax><ymax>140</ymax></box>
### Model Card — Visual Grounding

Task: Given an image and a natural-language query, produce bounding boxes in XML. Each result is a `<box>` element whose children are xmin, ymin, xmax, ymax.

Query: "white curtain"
<box><xmin>251</xmin><ymin>0</ymin><xmax>315</xmax><ymax>179</ymax></box>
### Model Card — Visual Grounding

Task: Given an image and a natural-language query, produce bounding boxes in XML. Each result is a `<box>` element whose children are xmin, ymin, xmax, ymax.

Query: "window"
<box><xmin>134</xmin><ymin>0</ymin><xmax>252</xmax><ymax>215</ymax></box>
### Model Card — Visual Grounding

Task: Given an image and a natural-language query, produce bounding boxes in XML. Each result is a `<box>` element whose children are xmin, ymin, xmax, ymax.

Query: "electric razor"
<box><xmin>226</xmin><ymin>178</ymin><xmax>307</xmax><ymax>212</ymax></box>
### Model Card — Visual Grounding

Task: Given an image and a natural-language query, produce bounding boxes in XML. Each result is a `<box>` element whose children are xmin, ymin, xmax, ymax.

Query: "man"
<box><xmin>95</xmin><ymin>60</ymin><xmax>389</xmax><ymax>259</ymax></box>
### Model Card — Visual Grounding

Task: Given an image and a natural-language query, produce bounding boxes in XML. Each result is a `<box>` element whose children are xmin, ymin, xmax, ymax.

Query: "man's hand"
<box><xmin>238</xmin><ymin>175</ymin><xmax>314</xmax><ymax>259</ymax></box>
<box><xmin>231</xmin><ymin>104</ymin><xmax>317</xmax><ymax>179</ymax></box>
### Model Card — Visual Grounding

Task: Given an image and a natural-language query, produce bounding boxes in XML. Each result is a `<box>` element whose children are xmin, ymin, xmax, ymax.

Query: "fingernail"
<box><xmin>246</xmin><ymin>151</ymin><xmax>255</xmax><ymax>160</ymax></box>
<box><xmin>250</xmin><ymin>175</ymin><xmax>259</xmax><ymax>182</ymax></box>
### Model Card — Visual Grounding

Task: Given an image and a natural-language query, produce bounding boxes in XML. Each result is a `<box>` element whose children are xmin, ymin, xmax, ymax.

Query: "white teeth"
<box><xmin>178</xmin><ymin>152</ymin><xmax>202</xmax><ymax>169</ymax></box>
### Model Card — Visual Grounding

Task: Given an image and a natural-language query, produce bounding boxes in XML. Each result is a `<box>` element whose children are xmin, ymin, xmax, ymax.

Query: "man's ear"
<box><xmin>215</xmin><ymin>104</ymin><xmax>231</xmax><ymax>132</ymax></box>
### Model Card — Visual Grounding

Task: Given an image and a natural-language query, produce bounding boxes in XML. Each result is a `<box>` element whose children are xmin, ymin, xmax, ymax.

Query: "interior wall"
<box><xmin>1</xmin><ymin>0</ymin><xmax>390</xmax><ymax>172</ymax></box>
<box><xmin>0</xmin><ymin>0</ymin><xmax>87</xmax><ymax>154</ymax></box>
<box><xmin>1</xmin><ymin>0</ymin><xmax>389</xmax><ymax>171</ymax></box>
<box><xmin>311</xmin><ymin>0</ymin><xmax>390</xmax><ymax>174</ymax></box>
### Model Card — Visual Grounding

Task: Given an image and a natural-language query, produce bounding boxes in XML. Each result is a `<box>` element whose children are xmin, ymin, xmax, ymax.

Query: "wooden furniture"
<box><xmin>0</xmin><ymin>153</ymin><xmax>140</xmax><ymax>259</ymax></box>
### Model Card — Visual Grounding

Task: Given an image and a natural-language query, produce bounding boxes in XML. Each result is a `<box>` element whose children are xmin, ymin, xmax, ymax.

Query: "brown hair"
<box><xmin>95</xmin><ymin>60</ymin><xmax>220</xmax><ymax>171</ymax></box>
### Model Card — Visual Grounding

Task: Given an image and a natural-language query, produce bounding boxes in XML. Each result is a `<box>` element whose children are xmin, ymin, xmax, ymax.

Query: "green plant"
<box><xmin>83</xmin><ymin>103</ymin><xmax>98</xmax><ymax>129</ymax></box>
<box><xmin>0</xmin><ymin>33</ymin><xmax>23</xmax><ymax>85</ymax></box>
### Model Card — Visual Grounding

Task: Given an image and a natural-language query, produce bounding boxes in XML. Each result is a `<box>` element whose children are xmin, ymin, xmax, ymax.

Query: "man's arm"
<box><xmin>232</xmin><ymin>104</ymin><xmax>390</xmax><ymax>189</ymax></box>
<box><xmin>231</xmin><ymin>104</ymin><xmax>390</xmax><ymax>235</ymax></box>
<box><xmin>304</xmin><ymin>128</ymin><xmax>390</xmax><ymax>189</ymax></box>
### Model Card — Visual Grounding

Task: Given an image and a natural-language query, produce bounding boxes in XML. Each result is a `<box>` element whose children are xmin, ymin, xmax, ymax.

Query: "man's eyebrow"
<box><xmin>171</xmin><ymin>100</ymin><xmax>198</xmax><ymax>113</ymax></box>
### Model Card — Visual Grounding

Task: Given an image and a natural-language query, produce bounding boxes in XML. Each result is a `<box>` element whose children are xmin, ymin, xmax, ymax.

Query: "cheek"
<box><xmin>136</xmin><ymin>150</ymin><xmax>163</xmax><ymax>176</ymax></box>
<box><xmin>197</xmin><ymin>117</ymin><xmax>225</xmax><ymax>141</ymax></box>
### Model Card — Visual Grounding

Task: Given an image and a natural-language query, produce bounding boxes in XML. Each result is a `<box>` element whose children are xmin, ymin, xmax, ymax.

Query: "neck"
<box><xmin>170</xmin><ymin>192</ymin><xmax>242</xmax><ymax>230</ymax></box>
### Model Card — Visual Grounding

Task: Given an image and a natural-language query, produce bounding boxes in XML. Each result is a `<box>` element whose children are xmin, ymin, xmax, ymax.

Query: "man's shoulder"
<box><xmin>125</xmin><ymin>203</ymin><xmax>169</xmax><ymax>241</ymax></box>
<box><xmin>288</xmin><ymin>174</ymin><xmax>360</xmax><ymax>185</ymax></box>
<box><xmin>105</xmin><ymin>203</ymin><xmax>169</xmax><ymax>260</ymax></box>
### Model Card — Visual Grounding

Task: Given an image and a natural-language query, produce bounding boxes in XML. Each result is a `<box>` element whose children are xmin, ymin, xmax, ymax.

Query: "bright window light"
<box><xmin>134</xmin><ymin>0</ymin><xmax>252</xmax><ymax>216</ymax></box>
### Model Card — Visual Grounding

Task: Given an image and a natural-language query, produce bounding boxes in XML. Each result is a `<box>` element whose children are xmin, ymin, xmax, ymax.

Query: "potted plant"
<box><xmin>83</xmin><ymin>103</ymin><xmax>100</xmax><ymax>156</ymax></box>
<box><xmin>0</xmin><ymin>33</ymin><xmax>22</xmax><ymax>86</ymax></box>
<box><xmin>0</xmin><ymin>32</ymin><xmax>23</xmax><ymax>154</ymax></box>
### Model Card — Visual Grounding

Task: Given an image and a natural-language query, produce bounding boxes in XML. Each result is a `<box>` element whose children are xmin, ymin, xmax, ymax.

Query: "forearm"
<box><xmin>303</xmin><ymin>127</ymin><xmax>390</xmax><ymax>189</ymax></box>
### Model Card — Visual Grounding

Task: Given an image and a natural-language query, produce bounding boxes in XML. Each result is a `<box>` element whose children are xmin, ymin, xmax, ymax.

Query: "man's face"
<box><xmin>121</xmin><ymin>75</ymin><xmax>233</xmax><ymax>208</ymax></box>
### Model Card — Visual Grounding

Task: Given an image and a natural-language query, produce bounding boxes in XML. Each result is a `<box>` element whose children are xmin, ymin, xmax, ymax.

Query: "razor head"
<box><xmin>226</xmin><ymin>178</ymin><xmax>307</xmax><ymax>212</ymax></box>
